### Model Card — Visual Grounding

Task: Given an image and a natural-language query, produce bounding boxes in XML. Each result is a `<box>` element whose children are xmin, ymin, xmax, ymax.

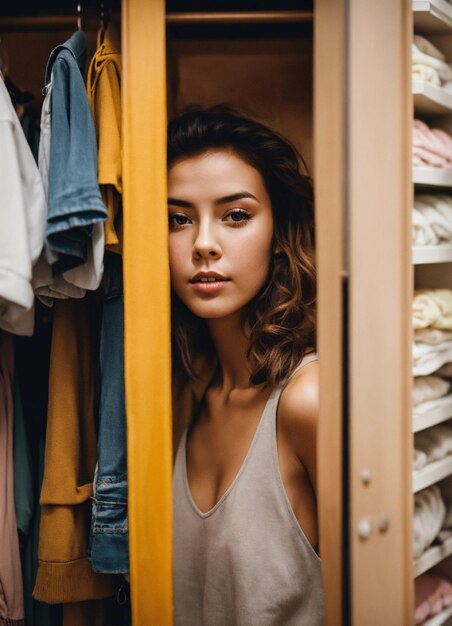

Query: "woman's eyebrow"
<box><xmin>167</xmin><ymin>191</ymin><xmax>259</xmax><ymax>208</ymax></box>
<box><xmin>215</xmin><ymin>192</ymin><xmax>259</xmax><ymax>205</ymax></box>
<box><xmin>167</xmin><ymin>198</ymin><xmax>193</xmax><ymax>208</ymax></box>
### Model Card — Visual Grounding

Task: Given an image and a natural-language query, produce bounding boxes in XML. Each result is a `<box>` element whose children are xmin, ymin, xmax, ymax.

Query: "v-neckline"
<box><xmin>182</xmin><ymin>387</ymin><xmax>278</xmax><ymax>518</ymax></box>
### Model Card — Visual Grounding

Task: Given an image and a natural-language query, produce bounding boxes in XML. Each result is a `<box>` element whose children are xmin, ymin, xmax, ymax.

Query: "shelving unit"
<box><xmin>413</xmin><ymin>169</ymin><xmax>452</xmax><ymax>188</ymax></box>
<box><xmin>413</xmin><ymin>245</ymin><xmax>452</xmax><ymax>264</ymax></box>
<box><xmin>413</xmin><ymin>456</ymin><xmax>452</xmax><ymax>492</ymax></box>
<box><xmin>411</xmin><ymin>3</ymin><xmax>452</xmax><ymax>616</ymax></box>
<box><xmin>413</xmin><ymin>80</ymin><xmax>452</xmax><ymax>115</ymax></box>
<box><xmin>413</xmin><ymin>398</ymin><xmax>452</xmax><ymax>433</ymax></box>
<box><xmin>413</xmin><ymin>0</ymin><xmax>452</xmax><ymax>32</ymax></box>
<box><xmin>423</xmin><ymin>605</ymin><xmax>452</xmax><ymax>626</ymax></box>
<box><xmin>413</xmin><ymin>536</ymin><xmax>452</xmax><ymax>578</ymax></box>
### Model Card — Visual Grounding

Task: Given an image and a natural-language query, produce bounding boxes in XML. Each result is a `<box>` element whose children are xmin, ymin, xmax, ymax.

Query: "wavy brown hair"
<box><xmin>168</xmin><ymin>105</ymin><xmax>316</xmax><ymax>387</ymax></box>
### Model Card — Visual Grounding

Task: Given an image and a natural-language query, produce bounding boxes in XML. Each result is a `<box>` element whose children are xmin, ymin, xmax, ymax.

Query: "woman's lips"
<box><xmin>190</xmin><ymin>279</ymin><xmax>230</xmax><ymax>293</ymax></box>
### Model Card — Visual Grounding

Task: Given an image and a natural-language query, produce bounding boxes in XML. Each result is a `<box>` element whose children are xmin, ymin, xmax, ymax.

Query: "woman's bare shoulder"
<box><xmin>277</xmin><ymin>360</ymin><xmax>319</xmax><ymax>488</ymax></box>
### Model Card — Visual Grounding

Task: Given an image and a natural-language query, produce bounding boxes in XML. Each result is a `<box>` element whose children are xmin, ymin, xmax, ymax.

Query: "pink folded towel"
<box><xmin>413</xmin><ymin>120</ymin><xmax>452</xmax><ymax>170</ymax></box>
<box><xmin>415</xmin><ymin>574</ymin><xmax>452</xmax><ymax>625</ymax></box>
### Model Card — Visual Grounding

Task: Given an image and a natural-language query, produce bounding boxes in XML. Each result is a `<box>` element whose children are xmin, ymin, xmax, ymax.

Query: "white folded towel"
<box><xmin>412</xmin><ymin>36</ymin><xmax>452</xmax><ymax>84</ymax></box>
<box><xmin>412</xmin><ymin>340</ymin><xmax>452</xmax><ymax>376</ymax></box>
<box><xmin>414</xmin><ymin>195</ymin><xmax>452</xmax><ymax>243</ymax></box>
<box><xmin>415</xmin><ymin>424</ymin><xmax>452</xmax><ymax>462</ymax></box>
<box><xmin>413</xmin><ymin>375</ymin><xmax>450</xmax><ymax>406</ymax></box>
<box><xmin>413</xmin><ymin>485</ymin><xmax>446</xmax><ymax>558</ymax></box>
<box><xmin>414</xmin><ymin>448</ymin><xmax>428</xmax><ymax>471</ymax></box>
<box><xmin>413</xmin><ymin>208</ymin><xmax>439</xmax><ymax>245</ymax></box>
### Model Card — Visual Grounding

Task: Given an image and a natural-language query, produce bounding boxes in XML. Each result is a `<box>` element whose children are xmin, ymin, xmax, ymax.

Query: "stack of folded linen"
<box><xmin>412</xmin><ymin>375</ymin><xmax>450</xmax><ymax>413</ymax></box>
<box><xmin>414</xmin><ymin>423</ymin><xmax>452</xmax><ymax>470</ymax></box>
<box><xmin>413</xmin><ymin>291</ymin><xmax>452</xmax><ymax>376</ymax></box>
<box><xmin>413</xmin><ymin>290</ymin><xmax>452</xmax><ymax>331</ymax></box>
<box><xmin>412</xmin><ymin>34</ymin><xmax>452</xmax><ymax>90</ymax></box>
<box><xmin>414</xmin><ymin>573</ymin><xmax>452</xmax><ymax>625</ymax></box>
<box><xmin>413</xmin><ymin>485</ymin><xmax>446</xmax><ymax>558</ymax></box>
<box><xmin>413</xmin><ymin>195</ymin><xmax>452</xmax><ymax>246</ymax></box>
<box><xmin>413</xmin><ymin>329</ymin><xmax>452</xmax><ymax>376</ymax></box>
<box><xmin>413</xmin><ymin>120</ymin><xmax>452</xmax><ymax>170</ymax></box>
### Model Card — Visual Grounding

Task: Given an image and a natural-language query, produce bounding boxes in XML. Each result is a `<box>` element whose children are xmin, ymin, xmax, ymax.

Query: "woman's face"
<box><xmin>168</xmin><ymin>149</ymin><xmax>274</xmax><ymax>321</ymax></box>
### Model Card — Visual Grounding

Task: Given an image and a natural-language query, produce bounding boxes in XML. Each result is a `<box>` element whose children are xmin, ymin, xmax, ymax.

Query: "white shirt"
<box><xmin>0</xmin><ymin>74</ymin><xmax>46</xmax><ymax>335</ymax></box>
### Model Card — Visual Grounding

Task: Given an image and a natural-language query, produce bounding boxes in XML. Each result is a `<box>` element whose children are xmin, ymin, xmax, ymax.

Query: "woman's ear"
<box><xmin>273</xmin><ymin>244</ymin><xmax>283</xmax><ymax>255</ymax></box>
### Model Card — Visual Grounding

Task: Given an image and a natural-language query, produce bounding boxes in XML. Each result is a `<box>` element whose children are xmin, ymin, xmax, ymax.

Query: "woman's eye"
<box><xmin>169</xmin><ymin>214</ymin><xmax>191</xmax><ymax>228</ymax></box>
<box><xmin>224</xmin><ymin>209</ymin><xmax>251</xmax><ymax>224</ymax></box>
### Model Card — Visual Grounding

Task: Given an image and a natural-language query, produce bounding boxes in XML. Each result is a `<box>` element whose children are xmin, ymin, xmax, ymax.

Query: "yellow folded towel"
<box><xmin>413</xmin><ymin>290</ymin><xmax>452</xmax><ymax>330</ymax></box>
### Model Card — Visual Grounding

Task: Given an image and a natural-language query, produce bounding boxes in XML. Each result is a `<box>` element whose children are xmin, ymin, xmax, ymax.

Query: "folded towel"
<box><xmin>413</xmin><ymin>290</ymin><xmax>452</xmax><ymax>330</ymax></box>
<box><xmin>413</xmin><ymin>485</ymin><xmax>446</xmax><ymax>558</ymax></box>
<box><xmin>412</xmin><ymin>340</ymin><xmax>452</xmax><ymax>376</ymax></box>
<box><xmin>414</xmin><ymin>448</ymin><xmax>428</xmax><ymax>471</ymax></box>
<box><xmin>413</xmin><ymin>35</ymin><xmax>446</xmax><ymax>62</ymax></box>
<box><xmin>412</xmin><ymin>64</ymin><xmax>442</xmax><ymax>87</ymax></box>
<box><xmin>413</xmin><ymin>120</ymin><xmax>452</xmax><ymax>169</ymax></box>
<box><xmin>415</xmin><ymin>574</ymin><xmax>452</xmax><ymax>625</ymax></box>
<box><xmin>414</xmin><ymin>195</ymin><xmax>452</xmax><ymax>243</ymax></box>
<box><xmin>415</xmin><ymin>328</ymin><xmax>452</xmax><ymax>344</ymax></box>
<box><xmin>415</xmin><ymin>424</ymin><xmax>452</xmax><ymax>462</ymax></box>
<box><xmin>413</xmin><ymin>208</ymin><xmax>439</xmax><ymax>245</ymax></box>
<box><xmin>412</xmin><ymin>36</ymin><xmax>452</xmax><ymax>84</ymax></box>
<box><xmin>413</xmin><ymin>375</ymin><xmax>450</xmax><ymax>406</ymax></box>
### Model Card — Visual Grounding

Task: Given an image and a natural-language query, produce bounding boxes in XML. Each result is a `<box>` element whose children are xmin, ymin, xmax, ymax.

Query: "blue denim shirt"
<box><xmin>45</xmin><ymin>31</ymin><xmax>108</xmax><ymax>276</ymax></box>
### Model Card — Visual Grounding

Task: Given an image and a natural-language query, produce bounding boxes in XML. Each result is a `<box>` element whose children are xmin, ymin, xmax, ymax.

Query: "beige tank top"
<box><xmin>173</xmin><ymin>353</ymin><xmax>324</xmax><ymax>626</ymax></box>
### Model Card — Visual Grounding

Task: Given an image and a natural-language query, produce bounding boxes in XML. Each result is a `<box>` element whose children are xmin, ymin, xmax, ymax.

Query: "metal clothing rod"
<box><xmin>0</xmin><ymin>11</ymin><xmax>313</xmax><ymax>31</ymax></box>
<box><xmin>166</xmin><ymin>11</ymin><xmax>313</xmax><ymax>24</ymax></box>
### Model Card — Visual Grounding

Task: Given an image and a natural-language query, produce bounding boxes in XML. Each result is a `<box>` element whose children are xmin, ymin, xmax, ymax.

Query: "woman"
<box><xmin>168</xmin><ymin>105</ymin><xmax>324</xmax><ymax>626</ymax></box>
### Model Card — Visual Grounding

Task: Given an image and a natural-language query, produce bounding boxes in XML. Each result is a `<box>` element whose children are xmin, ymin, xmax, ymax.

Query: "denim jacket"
<box><xmin>45</xmin><ymin>31</ymin><xmax>108</xmax><ymax>276</ymax></box>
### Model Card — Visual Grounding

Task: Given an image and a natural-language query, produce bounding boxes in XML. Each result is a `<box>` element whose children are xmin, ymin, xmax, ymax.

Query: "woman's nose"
<box><xmin>192</xmin><ymin>221</ymin><xmax>222</xmax><ymax>260</ymax></box>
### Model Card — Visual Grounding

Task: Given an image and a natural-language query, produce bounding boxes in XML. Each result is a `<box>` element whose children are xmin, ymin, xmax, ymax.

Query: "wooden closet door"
<box><xmin>347</xmin><ymin>1</ymin><xmax>413</xmax><ymax>624</ymax></box>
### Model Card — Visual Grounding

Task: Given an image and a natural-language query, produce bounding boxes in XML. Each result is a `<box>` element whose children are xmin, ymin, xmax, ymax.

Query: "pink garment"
<box><xmin>0</xmin><ymin>331</ymin><xmax>24</xmax><ymax>625</ymax></box>
<box><xmin>415</xmin><ymin>574</ymin><xmax>452</xmax><ymax>625</ymax></box>
<box><xmin>413</xmin><ymin>119</ymin><xmax>452</xmax><ymax>170</ymax></box>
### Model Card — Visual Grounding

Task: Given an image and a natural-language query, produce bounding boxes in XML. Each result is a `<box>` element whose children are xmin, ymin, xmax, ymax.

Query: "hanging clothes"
<box><xmin>86</xmin><ymin>24</ymin><xmax>129</xmax><ymax>574</ymax></box>
<box><xmin>86</xmin><ymin>22</ymin><xmax>122</xmax><ymax>253</ymax></box>
<box><xmin>0</xmin><ymin>75</ymin><xmax>46</xmax><ymax>336</ymax></box>
<box><xmin>0</xmin><ymin>331</ymin><xmax>25</xmax><ymax>626</ymax></box>
<box><xmin>33</xmin><ymin>31</ymin><xmax>107</xmax><ymax>301</ymax></box>
<box><xmin>89</xmin><ymin>253</ymin><xmax>128</xmax><ymax>574</ymax></box>
<box><xmin>44</xmin><ymin>31</ymin><xmax>108</xmax><ymax>275</ymax></box>
<box><xmin>33</xmin><ymin>297</ymin><xmax>116</xmax><ymax>604</ymax></box>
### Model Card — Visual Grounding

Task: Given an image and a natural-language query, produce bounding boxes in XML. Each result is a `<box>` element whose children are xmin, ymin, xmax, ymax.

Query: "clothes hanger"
<box><xmin>77</xmin><ymin>2</ymin><xmax>83</xmax><ymax>31</ymax></box>
<box><xmin>98</xmin><ymin>1</ymin><xmax>111</xmax><ymax>44</ymax></box>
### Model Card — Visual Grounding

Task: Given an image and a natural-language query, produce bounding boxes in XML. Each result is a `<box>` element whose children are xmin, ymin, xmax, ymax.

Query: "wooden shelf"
<box><xmin>414</xmin><ymin>536</ymin><xmax>452</xmax><ymax>577</ymax></box>
<box><xmin>413</xmin><ymin>80</ymin><xmax>452</xmax><ymax>115</ymax></box>
<box><xmin>413</xmin><ymin>245</ymin><xmax>452</xmax><ymax>264</ymax></box>
<box><xmin>413</xmin><ymin>396</ymin><xmax>452</xmax><ymax>433</ymax></box>
<box><xmin>413</xmin><ymin>168</ymin><xmax>452</xmax><ymax>188</ymax></box>
<box><xmin>413</xmin><ymin>0</ymin><xmax>452</xmax><ymax>33</ymax></box>
<box><xmin>413</xmin><ymin>456</ymin><xmax>452</xmax><ymax>492</ymax></box>
<box><xmin>423</xmin><ymin>606</ymin><xmax>452</xmax><ymax>626</ymax></box>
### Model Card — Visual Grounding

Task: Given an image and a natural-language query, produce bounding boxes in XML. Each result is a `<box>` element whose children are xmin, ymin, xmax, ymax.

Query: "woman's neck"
<box><xmin>206</xmin><ymin>314</ymin><xmax>252</xmax><ymax>392</ymax></box>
